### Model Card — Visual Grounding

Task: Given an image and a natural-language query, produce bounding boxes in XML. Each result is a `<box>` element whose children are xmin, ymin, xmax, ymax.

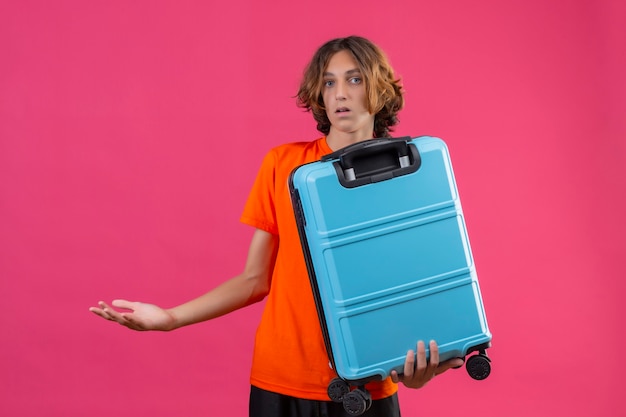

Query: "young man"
<box><xmin>90</xmin><ymin>36</ymin><xmax>463</xmax><ymax>417</ymax></box>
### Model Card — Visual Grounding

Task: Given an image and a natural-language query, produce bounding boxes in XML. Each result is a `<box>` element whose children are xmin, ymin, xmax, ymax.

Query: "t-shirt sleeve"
<box><xmin>240</xmin><ymin>149</ymin><xmax>279</xmax><ymax>235</ymax></box>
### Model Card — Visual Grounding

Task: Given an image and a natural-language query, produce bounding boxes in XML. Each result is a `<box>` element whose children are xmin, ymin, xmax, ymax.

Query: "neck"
<box><xmin>326</xmin><ymin>127</ymin><xmax>375</xmax><ymax>151</ymax></box>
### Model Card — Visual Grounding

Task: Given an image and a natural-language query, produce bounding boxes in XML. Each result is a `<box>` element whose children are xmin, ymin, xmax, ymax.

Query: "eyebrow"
<box><xmin>323</xmin><ymin>68</ymin><xmax>362</xmax><ymax>77</ymax></box>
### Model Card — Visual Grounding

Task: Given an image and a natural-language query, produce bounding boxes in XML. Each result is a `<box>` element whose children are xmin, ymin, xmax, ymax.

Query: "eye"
<box><xmin>349</xmin><ymin>77</ymin><xmax>362</xmax><ymax>84</ymax></box>
<box><xmin>323</xmin><ymin>80</ymin><xmax>335</xmax><ymax>88</ymax></box>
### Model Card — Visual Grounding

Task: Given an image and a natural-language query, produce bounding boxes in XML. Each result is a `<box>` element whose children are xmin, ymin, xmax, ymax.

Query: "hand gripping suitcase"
<box><xmin>288</xmin><ymin>136</ymin><xmax>492</xmax><ymax>415</ymax></box>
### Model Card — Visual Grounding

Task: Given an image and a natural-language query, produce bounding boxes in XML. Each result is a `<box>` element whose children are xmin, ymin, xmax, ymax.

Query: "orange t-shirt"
<box><xmin>240</xmin><ymin>137</ymin><xmax>398</xmax><ymax>401</ymax></box>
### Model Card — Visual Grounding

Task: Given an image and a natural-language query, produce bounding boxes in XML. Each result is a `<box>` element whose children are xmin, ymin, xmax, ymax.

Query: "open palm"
<box><xmin>89</xmin><ymin>300</ymin><xmax>176</xmax><ymax>331</ymax></box>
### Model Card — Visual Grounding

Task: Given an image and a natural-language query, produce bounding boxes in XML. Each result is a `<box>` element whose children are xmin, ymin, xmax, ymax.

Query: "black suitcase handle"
<box><xmin>321</xmin><ymin>137</ymin><xmax>421</xmax><ymax>188</ymax></box>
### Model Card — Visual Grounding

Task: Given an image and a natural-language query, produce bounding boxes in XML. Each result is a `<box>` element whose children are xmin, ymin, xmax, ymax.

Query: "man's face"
<box><xmin>322</xmin><ymin>50</ymin><xmax>374</xmax><ymax>137</ymax></box>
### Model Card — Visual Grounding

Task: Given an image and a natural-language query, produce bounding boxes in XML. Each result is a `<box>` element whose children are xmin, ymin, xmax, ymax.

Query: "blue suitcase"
<box><xmin>289</xmin><ymin>136</ymin><xmax>492</xmax><ymax>415</ymax></box>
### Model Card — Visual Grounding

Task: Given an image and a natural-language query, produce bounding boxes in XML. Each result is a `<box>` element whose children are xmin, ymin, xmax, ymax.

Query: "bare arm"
<box><xmin>89</xmin><ymin>229</ymin><xmax>278</xmax><ymax>331</ymax></box>
<box><xmin>167</xmin><ymin>228</ymin><xmax>278</xmax><ymax>328</ymax></box>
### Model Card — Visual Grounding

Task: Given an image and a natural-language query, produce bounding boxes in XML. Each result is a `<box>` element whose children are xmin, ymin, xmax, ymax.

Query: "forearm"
<box><xmin>158</xmin><ymin>229</ymin><xmax>277</xmax><ymax>331</ymax></box>
<box><xmin>166</xmin><ymin>272</ymin><xmax>269</xmax><ymax>330</ymax></box>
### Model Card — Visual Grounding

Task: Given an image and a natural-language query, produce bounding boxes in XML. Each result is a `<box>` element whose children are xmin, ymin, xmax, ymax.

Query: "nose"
<box><xmin>335</xmin><ymin>80</ymin><xmax>347</xmax><ymax>101</ymax></box>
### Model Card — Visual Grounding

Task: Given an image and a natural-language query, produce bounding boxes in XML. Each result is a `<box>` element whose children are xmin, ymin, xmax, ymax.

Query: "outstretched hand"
<box><xmin>89</xmin><ymin>300</ymin><xmax>176</xmax><ymax>331</ymax></box>
<box><xmin>390</xmin><ymin>340</ymin><xmax>464</xmax><ymax>389</ymax></box>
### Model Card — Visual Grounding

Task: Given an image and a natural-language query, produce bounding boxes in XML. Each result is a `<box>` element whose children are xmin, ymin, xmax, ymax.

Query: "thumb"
<box><xmin>436</xmin><ymin>358</ymin><xmax>465</xmax><ymax>375</ymax></box>
<box><xmin>111</xmin><ymin>299</ymin><xmax>136</xmax><ymax>311</ymax></box>
<box><xmin>449</xmin><ymin>358</ymin><xmax>465</xmax><ymax>369</ymax></box>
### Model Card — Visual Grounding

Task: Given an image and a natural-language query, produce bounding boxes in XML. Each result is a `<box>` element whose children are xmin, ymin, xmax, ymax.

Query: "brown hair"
<box><xmin>296</xmin><ymin>36</ymin><xmax>404</xmax><ymax>138</ymax></box>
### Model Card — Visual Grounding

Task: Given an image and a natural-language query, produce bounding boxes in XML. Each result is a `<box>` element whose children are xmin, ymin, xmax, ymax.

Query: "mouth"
<box><xmin>335</xmin><ymin>107</ymin><xmax>350</xmax><ymax>113</ymax></box>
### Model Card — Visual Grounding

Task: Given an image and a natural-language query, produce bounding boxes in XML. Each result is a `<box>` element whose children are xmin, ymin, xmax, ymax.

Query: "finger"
<box><xmin>97</xmin><ymin>301</ymin><xmax>111</xmax><ymax>310</ymax></box>
<box><xmin>390</xmin><ymin>370</ymin><xmax>400</xmax><ymax>384</ymax></box>
<box><xmin>89</xmin><ymin>306</ymin><xmax>108</xmax><ymax>319</ymax></box>
<box><xmin>415</xmin><ymin>341</ymin><xmax>428</xmax><ymax>377</ymax></box>
<box><xmin>102</xmin><ymin>305</ymin><xmax>128</xmax><ymax>323</ymax></box>
<box><xmin>90</xmin><ymin>301</ymin><xmax>116</xmax><ymax>319</ymax></box>
<box><xmin>428</xmin><ymin>340</ymin><xmax>440</xmax><ymax>371</ymax></box>
<box><xmin>403</xmin><ymin>349</ymin><xmax>415</xmax><ymax>378</ymax></box>
<box><xmin>96</xmin><ymin>301</ymin><xmax>117</xmax><ymax>318</ymax></box>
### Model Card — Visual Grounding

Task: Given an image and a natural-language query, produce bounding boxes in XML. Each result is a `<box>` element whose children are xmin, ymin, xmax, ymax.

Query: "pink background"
<box><xmin>1</xmin><ymin>1</ymin><xmax>624</xmax><ymax>416</ymax></box>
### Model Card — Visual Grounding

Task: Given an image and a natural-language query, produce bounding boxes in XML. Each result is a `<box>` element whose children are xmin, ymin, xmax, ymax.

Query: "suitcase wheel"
<box><xmin>466</xmin><ymin>352</ymin><xmax>491</xmax><ymax>380</ymax></box>
<box><xmin>342</xmin><ymin>388</ymin><xmax>372</xmax><ymax>416</ymax></box>
<box><xmin>327</xmin><ymin>378</ymin><xmax>350</xmax><ymax>402</ymax></box>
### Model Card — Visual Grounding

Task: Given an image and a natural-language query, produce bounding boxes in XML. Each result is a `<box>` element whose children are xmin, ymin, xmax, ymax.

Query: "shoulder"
<box><xmin>259</xmin><ymin>137</ymin><xmax>327</xmax><ymax>169</ymax></box>
<box><xmin>268</xmin><ymin>138</ymin><xmax>322</xmax><ymax>157</ymax></box>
